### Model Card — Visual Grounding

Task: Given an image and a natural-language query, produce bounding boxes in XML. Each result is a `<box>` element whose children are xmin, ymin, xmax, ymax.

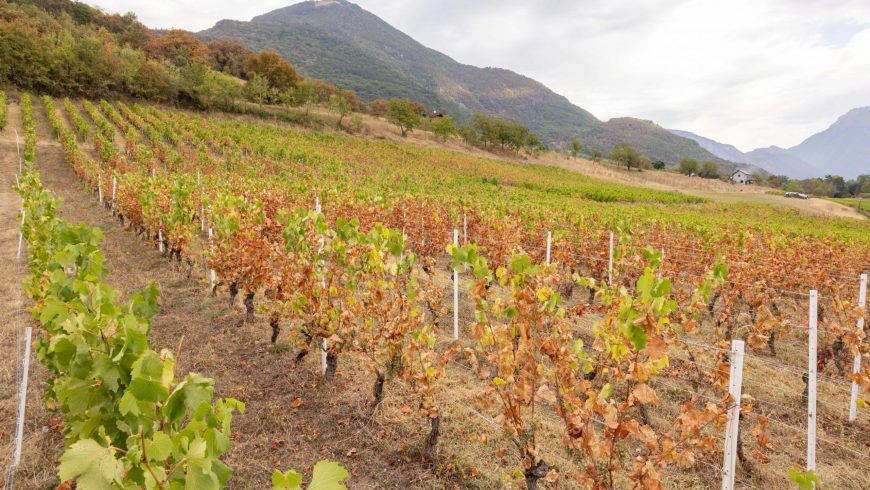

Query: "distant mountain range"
<box><xmin>198</xmin><ymin>0</ymin><xmax>727</xmax><ymax>166</ymax></box>
<box><xmin>671</xmin><ymin>106</ymin><xmax>870</xmax><ymax>179</ymax></box>
<box><xmin>199</xmin><ymin>0</ymin><xmax>866</xmax><ymax>179</ymax></box>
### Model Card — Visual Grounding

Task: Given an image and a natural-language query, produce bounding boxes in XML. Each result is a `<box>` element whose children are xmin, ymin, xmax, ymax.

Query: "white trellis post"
<box><xmin>200</xmin><ymin>189</ymin><xmax>206</xmax><ymax>233</ymax></box>
<box><xmin>12</xmin><ymin>327</ymin><xmax>33</xmax><ymax>467</ymax></box>
<box><xmin>158</xmin><ymin>229</ymin><xmax>164</xmax><ymax>254</ymax></box>
<box><xmin>849</xmin><ymin>274</ymin><xmax>868</xmax><ymax>422</ymax></box>
<box><xmin>420</xmin><ymin>215</ymin><xmax>425</xmax><ymax>248</ymax></box>
<box><xmin>453</xmin><ymin>229</ymin><xmax>459</xmax><ymax>340</ymax></box>
<box><xmin>17</xmin><ymin>206</ymin><xmax>25</xmax><ymax>260</ymax></box>
<box><xmin>545</xmin><ymin>231</ymin><xmax>552</xmax><ymax>266</ymax></box>
<box><xmin>321</xmin><ymin>342</ymin><xmax>328</xmax><ymax>375</ymax></box>
<box><xmin>463</xmin><ymin>214</ymin><xmax>467</xmax><ymax>244</ymax></box>
<box><xmin>208</xmin><ymin>226</ymin><xmax>215</xmax><ymax>282</ymax></box>
<box><xmin>111</xmin><ymin>175</ymin><xmax>117</xmax><ymax>212</ymax></box>
<box><xmin>98</xmin><ymin>173</ymin><xmax>103</xmax><ymax>204</ymax></box>
<box><xmin>15</xmin><ymin>129</ymin><xmax>22</xmax><ymax>174</ymax></box>
<box><xmin>608</xmin><ymin>231</ymin><xmax>614</xmax><ymax>286</ymax></box>
<box><xmin>315</xmin><ymin>195</ymin><xmax>327</xmax><ymax>374</ymax></box>
<box><xmin>807</xmin><ymin>290</ymin><xmax>818</xmax><ymax>473</ymax></box>
<box><xmin>721</xmin><ymin>339</ymin><xmax>745</xmax><ymax>490</ymax></box>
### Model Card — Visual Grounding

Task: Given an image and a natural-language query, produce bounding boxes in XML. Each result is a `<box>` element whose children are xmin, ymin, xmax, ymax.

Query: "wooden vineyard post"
<box><xmin>98</xmin><ymin>172</ymin><xmax>103</xmax><ymax>204</ymax></box>
<box><xmin>807</xmin><ymin>290</ymin><xmax>818</xmax><ymax>473</ymax></box>
<box><xmin>721</xmin><ymin>339</ymin><xmax>745</xmax><ymax>490</ymax></box>
<box><xmin>463</xmin><ymin>214</ymin><xmax>467</xmax><ymax>244</ymax></box>
<box><xmin>453</xmin><ymin>229</ymin><xmax>459</xmax><ymax>340</ymax></box>
<box><xmin>158</xmin><ymin>229</ymin><xmax>164</xmax><ymax>254</ymax></box>
<box><xmin>608</xmin><ymin>231</ymin><xmax>614</xmax><ymax>286</ymax></box>
<box><xmin>12</xmin><ymin>327</ymin><xmax>32</xmax><ymax>467</ymax></box>
<box><xmin>849</xmin><ymin>273</ymin><xmax>868</xmax><ymax>422</ymax></box>
<box><xmin>111</xmin><ymin>174</ymin><xmax>117</xmax><ymax>214</ymax></box>
<box><xmin>545</xmin><ymin>231</ymin><xmax>552</xmax><ymax>266</ymax></box>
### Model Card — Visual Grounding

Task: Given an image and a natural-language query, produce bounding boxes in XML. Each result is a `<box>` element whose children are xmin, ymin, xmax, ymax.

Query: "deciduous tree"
<box><xmin>244</xmin><ymin>51</ymin><xmax>298</xmax><ymax>92</ymax></box>
<box><xmin>387</xmin><ymin>98</ymin><xmax>421</xmax><ymax>137</ymax></box>
<box><xmin>145</xmin><ymin>29</ymin><xmax>209</xmax><ymax>67</ymax></box>
<box><xmin>570</xmin><ymin>138</ymin><xmax>582</xmax><ymax>158</ymax></box>
<box><xmin>431</xmin><ymin>115</ymin><xmax>457</xmax><ymax>141</ymax></box>
<box><xmin>610</xmin><ymin>143</ymin><xmax>641</xmax><ymax>169</ymax></box>
<box><xmin>368</xmin><ymin>99</ymin><xmax>389</xmax><ymax>118</ymax></box>
<box><xmin>207</xmin><ymin>39</ymin><xmax>253</xmax><ymax>78</ymax></box>
<box><xmin>330</xmin><ymin>93</ymin><xmax>352</xmax><ymax>127</ymax></box>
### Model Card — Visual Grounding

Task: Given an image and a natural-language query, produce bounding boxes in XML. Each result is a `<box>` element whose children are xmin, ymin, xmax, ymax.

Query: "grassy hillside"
<box><xmin>828</xmin><ymin>197</ymin><xmax>870</xmax><ymax>217</ymax></box>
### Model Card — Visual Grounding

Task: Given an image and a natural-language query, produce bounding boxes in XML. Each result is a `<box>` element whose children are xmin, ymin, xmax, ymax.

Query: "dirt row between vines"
<box><xmin>0</xmin><ymin>99</ymin><xmax>61</xmax><ymax>488</ymax></box>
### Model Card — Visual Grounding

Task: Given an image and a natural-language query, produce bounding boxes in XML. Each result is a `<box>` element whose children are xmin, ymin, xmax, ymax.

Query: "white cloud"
<box><xmin>87</xmin><ymin>0</ymin><xmax>870</xmax><ymax>151</ymax></box>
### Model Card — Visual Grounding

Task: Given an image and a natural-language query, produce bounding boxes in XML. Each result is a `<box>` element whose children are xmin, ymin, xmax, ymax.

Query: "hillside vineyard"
<box><xmin>7</xmin><ymin>92</ymin><xmax>862</xmax><ymax>489</ymax></box>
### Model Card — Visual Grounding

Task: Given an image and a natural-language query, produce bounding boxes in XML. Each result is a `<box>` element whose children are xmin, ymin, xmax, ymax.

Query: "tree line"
<box><xmin>764</xmin><ymin>174</ymin><xmax>870</xmax><ymax>198</ymax></box>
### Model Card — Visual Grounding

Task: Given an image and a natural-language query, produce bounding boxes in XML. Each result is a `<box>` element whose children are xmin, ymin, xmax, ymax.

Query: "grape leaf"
<box><xmin>58</xmin><ymin>439</ymin><xmax>122</xmax><ymax>490</ymax></box>
<box><xmin>309</xmin><ymin>460</ymin><xmax>349</xmax><ymax>490</ymax></box>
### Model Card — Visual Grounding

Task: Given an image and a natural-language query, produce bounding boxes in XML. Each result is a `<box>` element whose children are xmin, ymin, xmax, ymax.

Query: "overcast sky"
<box><xmin>89</xmin><ymin>0</ymin><xmax>870</xmax><ymax>151</ymax></box>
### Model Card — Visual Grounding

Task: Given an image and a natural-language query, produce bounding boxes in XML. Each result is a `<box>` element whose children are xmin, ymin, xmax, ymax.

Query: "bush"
<box><xmin>679</xmin><ymin>158</ymin><xmax>699</xmax><ymax>175</ymax></box>
<box><xmin>699</xmin><ymin>161</ymin><xmax>719</xmax><ymax>179</ymax></box>
<box><xmin>431</xmin><ymin>114</ymin><xmax>457</xmax><ymax>141</ymax></box>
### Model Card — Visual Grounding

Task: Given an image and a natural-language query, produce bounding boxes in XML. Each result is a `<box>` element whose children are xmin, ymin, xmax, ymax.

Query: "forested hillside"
<box><xmin>0</xmin><ymin>0</ymin><xmax>357</xmax><ymax>114</ymax></box>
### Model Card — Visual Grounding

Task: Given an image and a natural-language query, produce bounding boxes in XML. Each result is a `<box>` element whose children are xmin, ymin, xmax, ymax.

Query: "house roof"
<box><xmin>731</xmin><ymin>170</ymin><xmax>752</xmax><ymax>177</ymax></box>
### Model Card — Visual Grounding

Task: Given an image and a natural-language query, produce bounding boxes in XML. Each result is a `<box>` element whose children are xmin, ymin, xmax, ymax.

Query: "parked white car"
<box><xmin>784</xmin><ymin>192</ymin><xmax>809</xmax><ymax>199</ymax></box>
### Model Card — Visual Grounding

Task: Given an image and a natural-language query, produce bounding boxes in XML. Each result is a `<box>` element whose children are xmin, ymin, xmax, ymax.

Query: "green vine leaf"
<box><xmin>58</xmin><ymin>439</ymin><xmax>122</xmax><ymax>490</ymax></box>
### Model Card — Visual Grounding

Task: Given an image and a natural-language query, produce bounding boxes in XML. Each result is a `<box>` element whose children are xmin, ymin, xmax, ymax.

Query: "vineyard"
<box><xmin>2</xmin><ymin>92</ymin><xmax>869</xmax><ymax>489</ymax></box>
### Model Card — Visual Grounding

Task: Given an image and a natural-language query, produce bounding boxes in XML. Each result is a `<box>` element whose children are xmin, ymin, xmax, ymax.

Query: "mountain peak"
<box><xmin>835</xmin><ymin>105</ymin><xmax>870</xmax><ymax>124</ymax></box>
<box><xmin>200</xmin><ymin>1</ymin><xmax>724</xmax><ymax>163</ymax></box>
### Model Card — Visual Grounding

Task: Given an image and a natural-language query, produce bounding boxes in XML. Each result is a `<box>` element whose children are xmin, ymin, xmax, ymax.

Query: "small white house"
<box><xmin>731</xmin><ymin>169</ymin><xmax>756</xmax><ymax>185</ymax></box>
